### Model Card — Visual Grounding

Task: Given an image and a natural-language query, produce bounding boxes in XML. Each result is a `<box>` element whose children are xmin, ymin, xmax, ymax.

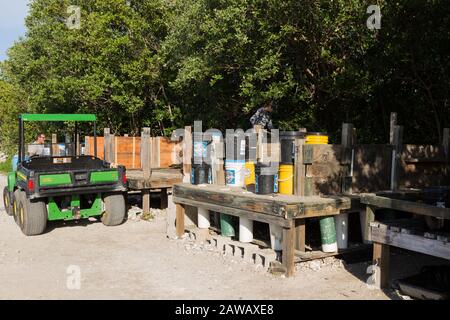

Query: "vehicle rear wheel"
<box><xmin>13</xmin><ymin>189</ymin><xmax>23</xmax><ymax>225</ymax></box>
<box><xmin>102</xmin><ymin>192</ymin><xmax>126</xmax><ymax>226</ymax></box>
<box><xmin>3</xmin><ymin>187</ymin><xmax>13</xmax><ymax>216</ymax></box>
<box><xmin>18</xmin><ymin>195</ymin><xmax>47</xmax><ymax>236</ymax></box>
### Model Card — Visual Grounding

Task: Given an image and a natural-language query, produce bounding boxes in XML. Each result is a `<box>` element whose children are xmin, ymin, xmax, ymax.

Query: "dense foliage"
<box><xmin>0</xmin><ymin>0</ymin><xmax>449</xmax><ymax>153</ymax></box>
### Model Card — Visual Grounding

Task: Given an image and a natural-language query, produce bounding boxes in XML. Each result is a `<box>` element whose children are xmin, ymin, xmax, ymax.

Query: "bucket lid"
<box><xmin>306</xmin><ymin>132</ymin><xmax>328</xmax><ymax>136</ymax></box>
<box><xmin>280</xmin><ymin>131</ymin><xmax>306</xmax><ymax>138</ymax></box>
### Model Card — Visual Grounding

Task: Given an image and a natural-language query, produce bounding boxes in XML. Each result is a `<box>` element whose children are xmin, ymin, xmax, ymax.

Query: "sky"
<box><xmin>0</xmin><ymin>0</ymin><xmax>30</xmax><ymax>61</ymax></box>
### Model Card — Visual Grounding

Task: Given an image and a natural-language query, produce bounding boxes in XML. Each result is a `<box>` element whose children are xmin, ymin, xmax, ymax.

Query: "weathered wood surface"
<box><xmin>172</xmin><ymin>196</ymin><xmax>292</xmax><ymax>227</ymax></box>
<box><xmin>352</xmin><ymin>144</ymin><xmax>392</xmax><ymax>193</ymax></box>
<box><xmin>361</xmin><ymin>194</ymin><xmax>450</xmax><ymax>220</ymax></box>
<box><xmin>371</xmin><ymin>221</ymin><xmax>450</xmax><ymax>260</ymax></box>
<box><xmin>373</xmin><ymin>242</ymin><xmax>390</xmax><ymax>288</ymax></box>
<box><xmin>172</xmin><ymin>183</ymin><xmax>350</xmax><ymax>219</ymax></box>
<box><xmin>127</xmin><ymin>168</ymin><xmax>183</xmax><ymax>189</ymax></box>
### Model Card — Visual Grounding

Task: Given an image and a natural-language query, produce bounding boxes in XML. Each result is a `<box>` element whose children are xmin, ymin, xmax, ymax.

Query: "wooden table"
<box><xmin>127</xmin><ymin>168</ymin><xmax>183</xmax><ymax>212</ymax></box>
<box><xmin>172</xmin><ymin>183</ymin><xmax>351</xmax><ymax>276</ymax></box>
<box><xmin>361</xmin><ymin>191</ymin><xmax>450</xmax><ymax>288</ymax></box>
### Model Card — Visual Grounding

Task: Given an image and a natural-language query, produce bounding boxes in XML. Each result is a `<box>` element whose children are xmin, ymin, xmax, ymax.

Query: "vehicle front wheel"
<box><xmin>3</xmin><ymin>187</ymin><xmax>13</xmax><ymax>216</ymax></box>
<box><xmin>18</xmin><ymin>195</ymin><xmax>47</xmax><ymax>236</ymax></box>
<box><xmin>101</xmin><ymin>193</ymin><xmax>126</xmax><ymax>226</ymax></box>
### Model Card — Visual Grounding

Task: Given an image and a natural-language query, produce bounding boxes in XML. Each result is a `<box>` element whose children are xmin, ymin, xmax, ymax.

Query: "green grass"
<box><xmin>0</xmin><ymin>157</ymin><xmax>12</xmax><ymax>174</ymax></box>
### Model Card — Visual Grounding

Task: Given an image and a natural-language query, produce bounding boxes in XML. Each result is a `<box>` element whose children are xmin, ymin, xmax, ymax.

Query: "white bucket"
<box><xmin>334</xmin><ymin>213</ymin><xmax>348</xmax><ymax>249</ymax></box>
<box><xmin>322</xmin><ymin>242</ymin><xmax>338</xmax><ymax>253</ymax></box>
<box><xmin>197</xmin><ymin>207</ymin><xmax>210</xmax><ymax>229</ymax></box>
<box><xmin>269</xmin><ymin>224</ymin><xmax>283</xmax><ymax>251</ymax></box>
<box><xmin>239</xmin><ymin>217</ymin><xmax>253</xmax><ymax>243</ymax></box>
<box><xmin>225</xmin><ymin>160</ymin><xmax>245</xmax><ymax>187</ymax></box>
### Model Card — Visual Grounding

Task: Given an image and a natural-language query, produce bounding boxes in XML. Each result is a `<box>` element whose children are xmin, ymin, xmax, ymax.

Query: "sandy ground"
<box><xmin>1</xmin><ymin>173</ymin><xmax>437</xmax><ymax>300</ymax></box>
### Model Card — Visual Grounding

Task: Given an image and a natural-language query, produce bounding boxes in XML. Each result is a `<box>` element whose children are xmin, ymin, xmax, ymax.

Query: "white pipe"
<box><xmin>239</xmin><ymin>217</ymin><xmax>253</xmax><ymax>243</ymax></box>
<box><xmin>197</xmin><ymin>208</ymin><xmax>210</xmax><ymax>229</ymax></box>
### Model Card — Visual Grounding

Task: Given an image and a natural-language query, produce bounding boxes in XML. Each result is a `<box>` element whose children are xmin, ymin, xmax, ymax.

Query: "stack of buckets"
<box><xmin>192</xmin><ymin>132</ymin><xmax>212</xmax><ymax>229</ymax></box>
<box><xmin>305</xmin><ymin>133</ymin><xmax>343</xmax><ymax>253</ymax></box>
<box><xmin>222</xmin><ymin>132</ymin><xmax>252</xmax><ymax>242</ymax></box>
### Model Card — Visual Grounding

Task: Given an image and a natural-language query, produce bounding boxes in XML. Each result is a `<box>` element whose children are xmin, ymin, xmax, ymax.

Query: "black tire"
<box><xmin>102</xmin><ymin>192</ymin><xmax>126</xmax><ymax>226</ymax></box>
<box><xmin>13</xmin><ymin>189</ymin><xmax>23</xmax><ymax>225</ymax></box>
<box><xmin>3</xmin><ymin>187</ymin><xmax>13</xmax><ymax>216</ymax></box>
<box><xmin>17</xmin><ymin>194</ymin><xmax>47</xmax><ymax>236</ymax></box>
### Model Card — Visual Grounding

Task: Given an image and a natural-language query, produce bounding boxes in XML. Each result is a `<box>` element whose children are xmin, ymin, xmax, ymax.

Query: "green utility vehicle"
<box><xmin>2</xmin><ymin>114</ymin><xmax>127</xmax><ymax>236</ymax></box>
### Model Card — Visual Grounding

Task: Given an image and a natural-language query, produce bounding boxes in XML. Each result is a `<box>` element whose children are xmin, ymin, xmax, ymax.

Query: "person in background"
<box><xmin>249</xmin><ymin>100</ymin><xmax>274</xmax><ymax>129</ymax></box>
<box><xmin>28</xmin><ymin>133</ymin><xmax>46</xmax><ymax>157</ymax></box>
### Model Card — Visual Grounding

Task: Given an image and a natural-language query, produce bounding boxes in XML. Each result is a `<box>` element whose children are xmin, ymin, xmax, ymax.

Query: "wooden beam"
<box><xmin>442</xmin><ymin>128</ymin><xmax>449</xmax><ymax>159</ymax></box>
<box><xmin>295</xmin><ymin>219</ymin><xmax>306</xmax><ymax>252</ymax></box>
<box><xmin>176</xmin><ymin>203</ymin><xmax>185</xmax><ymax>238</ymax></box>
<box><xmin>373</xmin><ymin>242</ymin><xmax>390</xmax><ymax>289</ymax></box>
<box><xmin>361</xmin><ymin>194</ymin><xmax>450</xmax><ymax>220</ymax></box>
<box><xmin>183</xmin><ymin>126</ymin><xmax>192</xmax><ymax>182</ymax></box>
<box><xmin>160</xmin><ymin>188</ymin><xmax>168</xmax><ymax>209</ymax></box>
<box><xmin>371</xmin><ymin>223</ymin><xmax>450</xmax><ymax>260</ymax></box>
<box><xmin>51</xmin><ymin>134</ymin><xmax>58</xmax><ymax>157</ymax></box>
<box><xmin>391</xmin><ymin>125</ymin><xmax>403</xmax><ymax>190</ymax></box>
<box><xmin>363</xmin><ymin>205</ymin><xmax>376</xmax><ymax>242</ymax></box>
<box><xmin>389</xmin><ymin>112</ymin><xmax>397</xmax><ymax>145</ymax></box>
<box><xmin>84</xmin><ymin>136</ymin><xmax>90</xmax><ymax>156</ymax></box>
<box><xmin>173</xmin><ymin>183</ymin><xmax>350</xmax><ymax>219</ymax></box>
<box><xmin>172</xmin><ymin>196</ymin><xmax>292</xmax><ymax>227</ymax></box>
<box><xmin>282</xmin><ymin>224</ymin><xmax>296</xmax><ymax>277</ymax></box>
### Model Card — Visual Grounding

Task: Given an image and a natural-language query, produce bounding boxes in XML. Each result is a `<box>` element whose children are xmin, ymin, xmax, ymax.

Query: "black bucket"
<box><xmin>255</xmin><ymin>162</ymin><xmax>277</xmax><ymax>195</ymax></box>
<box><xmin>225</xmin><ymin>131</ymin><xmax>246</xmax><ymax>161</ymax></box>
<box><xmin>280</xmin><ymin>131</ymin><xmax>306</xmax><ymax>164</ymax></box>
<box><xmin>192</xmin><ymin>163</ymin><xmax>210</xmax><ymax>184</ymax></box>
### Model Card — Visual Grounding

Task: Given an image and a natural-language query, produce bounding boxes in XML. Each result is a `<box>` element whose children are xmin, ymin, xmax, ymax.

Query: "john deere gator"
<box><xmin>2</xmin><ymin>114</ymin><xmax>127</xmax><ymax>236</ymax></box>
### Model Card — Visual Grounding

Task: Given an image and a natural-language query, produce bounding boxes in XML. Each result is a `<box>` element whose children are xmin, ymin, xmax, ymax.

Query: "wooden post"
<box><xmin>141</xmin><ymin>127</ymin><xmax>152</xmax><ymax>214</ymax></box>
<box><xmin>391</xmin><ymin>125</ymin><xmax>404</xmax><ymax>191</ymax></box>
<box><xmin>363</xmin><ymin>205</ymin><xmax>376</xmax><ymax>243</ymax></box>
<box><xmin>254</xmin><ymin>125</ymin><xmax>263</xmax><ymax>162</ymax></box>
<box><xmin>389</xmin><ymin>112</ymin><xmax>397</xmax><ymax>145</ymax></box>
<box><xmin>341</xmin><ymin>123</ymin><xmax>354</xmax><ymax>194</ymax></box>
<box><xmin>114</xmin><ymin>136</ymin><xmax>118</xmax><ymax>163</ymax></box>
<box><xmin>373</xmin><ymin>242</ymin><xmax>390</xmax><ymax>289</ymax></box>
<box><xmin>104</xmin><ymin>128</ymin><xmax>115</xmax><ymax>163</ymax></box>
<box><xmin>160</xmin><ymin>188</ymin><xmax>168</xmax><ymax>209</ymax></box>
<box><xmin>51</xmin><ymin>134</ymin><xmax>58</xmax><ymax>157</ymax></box>
<box><xmin>442</xmin><ymin>128</ymin><xmax>449</xmax><ymax>160</ymax></box>
<box><xmin>84</xmin><ymin>136</ymin><xmax>90</xmax><ymax>156</ymax></box>
<box><xmin>151</xmin><ymin>137</ymin><xmax>160</xmax><ymax>168</ymax></box>
<box><xmin>76</xmin><ymin>133</ymin><xmax>80</xmax><ymax>156</ymax></box>
<box><xmin>132</xmin><ymin>136</ymin><xmax>136</xmax><ymax>168</ymax></box>
<box><xmin>176</xmin><ymin>203</ymin><xmax>185</xmax><ymax>238</ymax></box>
<box><xmin>183</xmin><ymin>126</ymin><xmax>193</xmax><ymax>183</ymax></box>
<box><xmin>294</xmin><ymin>128</ymin><xmax>307</xmax><ymax>252</ymax></box>
<box><xmin>282</xmin><ymin>223</ymin><xmax>296</xmax><ymax>277</ymax></box>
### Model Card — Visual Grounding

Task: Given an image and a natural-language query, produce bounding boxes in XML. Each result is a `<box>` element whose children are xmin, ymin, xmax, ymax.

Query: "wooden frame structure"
<box><xmin>173</xmin><ymin>183</ymin><xmax>351</xmax><ymax>276</ymax></box>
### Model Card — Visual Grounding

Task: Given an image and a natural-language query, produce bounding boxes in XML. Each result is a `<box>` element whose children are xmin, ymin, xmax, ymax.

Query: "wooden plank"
<box><xmin>373</xmin><ymin>242</ymin><xmax>390</xmax><ymax>289</ymax></box>
<box><xmin>371</xmin><ymin>226</ymin><xmax>450</xmax><ymax>260</ymax></box>
<box><xmin>160</xmin><ymin>188</ymin><xmax>168</xmax><ymax>209</ymax></box>
<box><xmin>176</xmin><ymin>203</ymin><xmax>185</xmax><ymax>238</ymax></box>
<box><xmin>361</xmin><ymin>194</ymin><xmax>450</xmax><ymax>220</ymax></box>
<box><xmin>282</xmin><ymin>224</ymin><xmax>296</xmax><ymax>277</ymax></box>
<box><xmin>127</xmin><ymin>168</ymin><xmax>183</xmax><ymax>189</ymax></box>
<box><xmin>172</xmin><ymin>196</ymin><xmax>291</xmax><ymax>228</ymax></box>
<box><xmin>51</xmin><ymin>134</ymin><xmax>59</xmax><ymax>156</ymax></box>
<box><xmin>443</xmin><ymin>128</ymin><xmax>449</xmax><ymax>159</ymax></box>
<box><xmin>391</xmin><ymin>125</ymin><xmax>403</xmax><ymax>190</ymax></box>
<box><xmin>389</xmin><ymin>112</ymin><xmax>397</xmax><ymax>145</ymax></box>
<box><xmin>295</xmin><ymin>219</ymin><xmax>306</xmax><ymax>252</ymax></box>
<box><xmin>142</xmin><ymin>189</ymin><xmax>150</xmax><ymax>214</ymax></box>
<box><xmin>141</xmin><ymin>128</ymin><xmax>151</xmax><ymax>179</ymax></box>
<box><xmin>183</xmin><ymin>126</ymin><xmax>192</xmax><ymax>181</ymax></box>
<box><xmin>173</xmin><ymin>183</ymin><xmax>350</xmax><ymax>219</ymax></box>
<box><xmin>363</xmin><ymin>205</ymin><xmax>376</xmax><ymax>242</ymax></box>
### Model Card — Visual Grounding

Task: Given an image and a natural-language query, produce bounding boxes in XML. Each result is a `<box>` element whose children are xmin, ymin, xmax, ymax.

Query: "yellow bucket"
<box><xmin>244</xmin><ymin>161</ymin><xmax>256</xmax><ymax>186</ymax></box>
<box><xmin>278</xmin><ymin>164</ymin><xmax>294</xmax><ymax>195</ymax></box>
<box><xmin>306</xmin><ymin>133</ymin><xmax>328</xmax><ymax>145</ymax></box>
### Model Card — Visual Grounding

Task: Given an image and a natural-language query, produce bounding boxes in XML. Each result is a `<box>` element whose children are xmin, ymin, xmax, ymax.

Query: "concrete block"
<box><xmin>255</xmin><ymin>249</ymin><xmax>277</xmax><ymax>268</ymax></box>
<box><xmin>234</xmin><ymin>242</ymin><xmax>259</xmax><ymax>261</ymax></box>
<box><xmin>225</xmin><ymin>243</ymin><xmax>235</xmax><ymax>256</ymax></box>
<box><xmin>211</xmin><ymin>235</ymin><xmax>233</xmax><ymax>252</ymax></box>
<box><xmin>190</xmin><ymin>228</ymin><xmax>211</xmax><ymax>243</ymax></box>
